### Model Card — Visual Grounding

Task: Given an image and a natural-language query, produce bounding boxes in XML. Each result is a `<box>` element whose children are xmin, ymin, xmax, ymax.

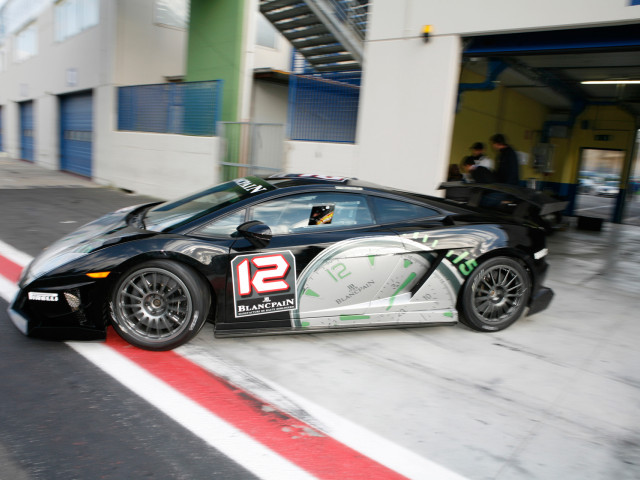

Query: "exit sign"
<box><xmin>594</xmin><ymin>134</ymin><xmax>612</xmax><ymax>141</ymax></box>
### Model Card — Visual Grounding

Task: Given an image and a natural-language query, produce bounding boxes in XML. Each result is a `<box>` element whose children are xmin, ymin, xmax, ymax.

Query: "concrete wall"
<box><xmin>251</xmin><ymin>81</ymin><xmax>288</xmax><ymax>124</ymax></box>
<box><xmin>114</xmin><ymin>0</ymin><xmax>188</xmax><ymax>86</ymax></box>
<box><xmin>99</xmin><ymin>129</ymin><xmax>220</xmax><ymax>199</ymax></box>
<box><xmin>357</xmin><ymin>30</ymin><xmax>461</xmax><ymax>194</ymax></box>
<box><xmin>370</xmin><ymin>0</ymin><xmax>640</xmax><ymax>39</ymax></box>
<box><xmin>285</xmin><ymin>141</ymin><xmax>359</xmax><ymax>178</ymax></box>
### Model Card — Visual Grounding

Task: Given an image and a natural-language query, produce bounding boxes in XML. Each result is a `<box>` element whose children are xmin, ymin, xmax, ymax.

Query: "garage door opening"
<box><xmin>575</xmin><ymin>148</ymin><xmax>625</xmax><ymax>223</ymax></box>
<box><xmin>622</xmin><ymin>130</ymin><xmax>640</xmax><ymax>226</ymax></box>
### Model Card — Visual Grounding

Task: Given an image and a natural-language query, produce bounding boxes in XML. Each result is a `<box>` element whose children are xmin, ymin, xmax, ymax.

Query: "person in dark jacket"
<box><xmin>490</xmin><ymin>133</ymin><xmax>520</xmax><ymax>185</ymax></box>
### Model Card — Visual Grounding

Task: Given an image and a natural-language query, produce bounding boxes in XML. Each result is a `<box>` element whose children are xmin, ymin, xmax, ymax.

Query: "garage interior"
<box><xmin>454</xmin><ymin>23</ymin><xmax>640</xmax><ymax>226</ymax></box>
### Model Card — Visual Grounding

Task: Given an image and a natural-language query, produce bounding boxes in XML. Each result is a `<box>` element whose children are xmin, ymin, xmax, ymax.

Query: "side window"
<box><xmin>195</xmin><ymin>209</ymin><xmax>246</xmax><ymax>237</ymax></box>
<box><xmin>249</xmin><ymin>193</ymin><xmax>373</xmax><ymax>235</ymax></box>
<box><xmin>371</xmin><ymin>196</ymin><xmax>439</xmax><ymax>224</ymax></box>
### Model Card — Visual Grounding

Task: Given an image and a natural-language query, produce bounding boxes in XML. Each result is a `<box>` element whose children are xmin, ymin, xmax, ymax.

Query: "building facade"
<box><xmin>1</xmin><ymin>0</ymin><xmax>639</xmax><ymax>222</ymax></box>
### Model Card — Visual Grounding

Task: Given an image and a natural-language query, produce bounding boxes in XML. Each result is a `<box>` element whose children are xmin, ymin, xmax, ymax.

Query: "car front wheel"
<box><xmin>109</xmin><ymin>260</ymin><xmax>210</xmax><ymax>350</ymax></box>
<box><xmin>459</xmin><ymin>256</ymin><xmax>530</xmax><ymax>332</ymax></box>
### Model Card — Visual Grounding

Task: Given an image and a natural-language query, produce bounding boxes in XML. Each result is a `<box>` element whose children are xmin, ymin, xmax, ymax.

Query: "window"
<box><xmin>14</xmin><ymin>22</ymin><xmax>37</xmax><ymax>62</ymax></box>
<box><xmin>3</xmin><ymin>0</ymin><xmax>49</xmax><ymax>36</ymax></box>
<box><xmin>249</xmin><ymin>193</ymin><xmax>373</xmax><ymax>235</ymax></box>
<box><xmin>54</xmin><ymin>0</ymin><xmax>99</xmax><ymax>42</ymax></box>
<box><xmin>154</xmin><ymin>0</ymin><xmax>189</xmax><ymax>29</ymax></box>
<box><xmin>196</xmin><ymin>210</ymin><xmax>246</xmax><ymax>237</ymax></box>
<box><xmin>371</xmin><ymin>197</ymin><xmax>439</xmax><ymax>224</ymax></box>
<box><xmin>256</xmin><ymin>13</ymin><xmax>277</xmax><ymax>48</ymax></box>
<box><xmin>197</xmin><ymin>193</ymin><xmax>374</xmax><ymax>238</ymax></box>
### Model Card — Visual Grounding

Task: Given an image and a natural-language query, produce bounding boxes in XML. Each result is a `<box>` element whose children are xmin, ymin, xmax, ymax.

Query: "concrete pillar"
<box><xmin>356</xmin><ymin>22</ymin><xmax>461</xmax><ymax>195</ymax></box>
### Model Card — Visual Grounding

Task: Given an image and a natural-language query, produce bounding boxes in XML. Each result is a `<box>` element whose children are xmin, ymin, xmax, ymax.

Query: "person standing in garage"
<box><xmin>461</xmin><ymin>156</ymin><xmax>496</xmax><ymax>184</ymax></box>
<box><xmin>469</xmin><ymin>142</ymin><xmax>494</xmax><ymax>170</ymax></box>
<box><xmin>490</xmin><ymin>133</ymin><xmax>520</xmax><ymax>186</ymax></box>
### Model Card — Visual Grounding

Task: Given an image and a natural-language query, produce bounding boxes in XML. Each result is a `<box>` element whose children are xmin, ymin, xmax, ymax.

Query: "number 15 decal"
<box><xmin>231</xmin><ymin>251</ymin><xmax>298</xmax><ymax>317</ymax></box>
<box><xmin>237</xmin><ymin>254</ymin><xmax>291</xmax><ymax>296</ymax></box>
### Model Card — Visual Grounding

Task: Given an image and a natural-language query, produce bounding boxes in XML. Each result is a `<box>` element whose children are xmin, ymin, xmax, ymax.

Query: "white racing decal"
<box><xmin>231</xmin><ymin>251</ymin><xmax>297</xmax><ymax>317</ymax></box>
<box><xmin>188</xmin><ymin>311</ymin><xmax>200</xmax><ymax>331</ymax></box>
<box><xmin>234</xmin><ymin>178</ymin><xmax>268</xmax><ymax>194</ymax></box>
<box><xmin>28</xmin><ymin>292</ymin><xmax>59</xmax><ymax>302</ymax></box>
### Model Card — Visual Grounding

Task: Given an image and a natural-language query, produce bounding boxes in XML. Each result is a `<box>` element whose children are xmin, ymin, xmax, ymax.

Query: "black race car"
<box><xmin>9</xmin><ymin>174</ymin><xmax>554</xmax><ymax>350</ymax></box>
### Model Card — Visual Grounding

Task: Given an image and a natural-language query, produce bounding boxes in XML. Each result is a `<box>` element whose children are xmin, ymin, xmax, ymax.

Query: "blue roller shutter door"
<box><xmin>20</xmin><ymin>101</ymin><xmax>35</xmax><ymax>162</ymax></box>
<box><xmin>60</xmin><ymin>91</ymin><xmax>93</xmax><ymax>177</ymax></box>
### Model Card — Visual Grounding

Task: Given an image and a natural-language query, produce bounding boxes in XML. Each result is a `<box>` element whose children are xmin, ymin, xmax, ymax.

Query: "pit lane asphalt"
<box><xmin>0</xmin><ymin>296</ymin><xmax>258</xmax><ymax>480</ymax></box>
<box><xmin>2</xmin><ymin>158</ymin><xmax>640</xmax><ymax>479</ymax></box>
<box><xmin>0</xmin><ymin>167</ymin><xmax>259</xmax><ymax>478</ymax></box>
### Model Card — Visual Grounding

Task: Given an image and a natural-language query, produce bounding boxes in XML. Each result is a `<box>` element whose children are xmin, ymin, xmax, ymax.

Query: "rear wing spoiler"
<box><xmin>438</xmin><ymin>182</ymin><xmax>568</xmax><ymax>218</ymax></box>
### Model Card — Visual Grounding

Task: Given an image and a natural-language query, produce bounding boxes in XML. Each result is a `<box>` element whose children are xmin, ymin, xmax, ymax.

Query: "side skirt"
<box><xmin>214</xmin><ymin>321</ymin><xmax>458</xmax><ymax>338</ymax></box>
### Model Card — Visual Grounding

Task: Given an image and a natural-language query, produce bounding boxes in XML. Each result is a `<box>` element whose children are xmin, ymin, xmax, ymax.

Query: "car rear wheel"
<box><xmin>459</xmin><ymin>256</ymin><xmax>530</xmax><ymax>332</ymax></box>
<box><xmin>109</xmin><ymin>260</ymin><xmax>210</xmax><ymax>350</ymax></box>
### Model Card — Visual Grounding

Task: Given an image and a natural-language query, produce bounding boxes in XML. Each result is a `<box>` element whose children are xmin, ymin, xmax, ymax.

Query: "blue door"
<box><xmin>60</xmin><ymin>91</ymin><xmax>93</xmax><ymax>177</ymax></box>
<box><xmin>20</xmin><ymin>101</ymin><xmax>35</xmax><ymax>162</ymax></box>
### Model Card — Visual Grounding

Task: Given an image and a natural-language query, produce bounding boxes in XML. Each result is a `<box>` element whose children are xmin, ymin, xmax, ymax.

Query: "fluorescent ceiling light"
<box><xmin>581</xmin><ymin>80</ymin><xmax>640</xmax><ymax>85</ymax></box>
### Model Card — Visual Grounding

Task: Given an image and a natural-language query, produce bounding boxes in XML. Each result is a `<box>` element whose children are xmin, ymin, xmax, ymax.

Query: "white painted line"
<box><xmin>0</xmin><ymin>239</ymin><xmax>33</xmax><ymax>267</ymax></box>
<box><xmin>68</xmin><ymin>342</ymin><xmax>317</xmax><ymax>480</ymax></box>
<box><xmin>0</xmin><ymin>274</ymin><xmax>18</xmax><ymax>303</ymax></box>
<box><xmin>179</xmin><ymin>347</ymin><xmax>468</xmax><ymax>480</ymax></box>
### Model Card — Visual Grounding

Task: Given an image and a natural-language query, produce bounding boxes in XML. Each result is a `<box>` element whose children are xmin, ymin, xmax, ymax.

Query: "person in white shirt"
<box><xmin>469</xmin><ymin>142</ymin><xmax>494</xmax><ymax>170</ymax></box>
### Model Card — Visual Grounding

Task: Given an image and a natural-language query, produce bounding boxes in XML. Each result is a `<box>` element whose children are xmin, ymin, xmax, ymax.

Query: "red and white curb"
<box><xmin>0</xmin><ymin>239</ymin><xmax>466</xmax><ymax>480</ymax></box>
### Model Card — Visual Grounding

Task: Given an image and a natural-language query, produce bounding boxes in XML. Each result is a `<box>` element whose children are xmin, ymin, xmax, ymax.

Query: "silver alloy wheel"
<box><xmin>471</xmin><ymin>264</ymin><xmax>525</xmax><ymax>324</ymax></box>
<box><xmin>114</xmin><ymin>267</ymin><xmax>193</xmax><ymax>343</ymax></box>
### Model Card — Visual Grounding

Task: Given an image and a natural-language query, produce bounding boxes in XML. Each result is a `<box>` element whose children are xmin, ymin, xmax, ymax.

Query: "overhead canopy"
<box><xmin>462</xmin><ymin>24</ymin><xmax>640</xmax><ymax>117</ymax></box>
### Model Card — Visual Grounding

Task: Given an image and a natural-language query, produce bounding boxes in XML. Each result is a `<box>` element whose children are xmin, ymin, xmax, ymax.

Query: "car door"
<box><xmin>198</xmin><ymin>189</ymin><xmax>439</xmax><ymax>333</ymax></box>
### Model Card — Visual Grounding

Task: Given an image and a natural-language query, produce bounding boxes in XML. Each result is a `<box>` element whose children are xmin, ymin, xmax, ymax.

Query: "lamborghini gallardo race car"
<box><xmin>9</xmin><ymin>174</ymin><xmax>555</xmax><ymax>350</ymax></box>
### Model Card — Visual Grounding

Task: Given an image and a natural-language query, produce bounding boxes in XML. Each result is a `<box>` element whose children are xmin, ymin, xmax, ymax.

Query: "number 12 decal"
<box><xmin>236</xmin><ymin>254</ymin><xmax>291</xmax><ymax>296</ymax></box>
<box><xmin>231</xmin><ymin>251</ymin><xmax>298</xmax><ymax>317</ymax></box>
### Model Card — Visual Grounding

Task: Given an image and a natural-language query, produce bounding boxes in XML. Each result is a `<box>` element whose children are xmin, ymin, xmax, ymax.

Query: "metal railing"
<box><xmin>117</xmin><ymin>80</ymin><xmax>223</xmax><ymax>136</ymax></box>
<box><xmin>328</xmin><ymin>0</ymin><xmax>369</xmax><ymax>40</ymax></box>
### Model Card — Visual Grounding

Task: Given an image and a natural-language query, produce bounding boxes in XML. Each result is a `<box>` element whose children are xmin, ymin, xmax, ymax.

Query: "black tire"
<box><xmin>459</xmin><ymin>256</ymin><xmax>530</xmax><ymax>332</ymax></box>
<box><xmin>109</xmin><ymin>260</ymin><xmax>210</xmax><ymax>350</ymax></box>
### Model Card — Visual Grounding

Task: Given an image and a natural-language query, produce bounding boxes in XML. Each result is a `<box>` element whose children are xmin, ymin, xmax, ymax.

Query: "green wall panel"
<box><xmin>186</xmin><ymin>0</ymin><xmax>246</xmax><ymax>122</ymax></box>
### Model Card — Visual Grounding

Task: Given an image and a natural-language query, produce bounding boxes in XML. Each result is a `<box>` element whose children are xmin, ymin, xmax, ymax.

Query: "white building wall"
<box><xmin>370</xmin><ymin>0</ymin><xmax>640</xmax><ymax>39</ymax></box>
<box><xmin>0</xmin><ymin>0</ymin><xmax>208</xmax><ymax>199</ymax></box>
<box><xmin>251</xmin><ymin>82</ymin><xmax>288</xmax><ymax>124</ymax></box>
<box><xmin>101</xmin><ymin>129</ymin><xmax>220</xmax><ymax>199</ymax></box>
<box><xmin>0</xmin><ymin>2</ymin><xmax>107</xmax><ymax>164</ymax></box>
<box><xmin>114</xmin><ymin>0</ymin><xmax>188</xmax><ymax>85</ymax></box>
<box><xmin>284</xmin><ymin>141</ymin><xmax>359</xmax><ymax>177</ymax></box>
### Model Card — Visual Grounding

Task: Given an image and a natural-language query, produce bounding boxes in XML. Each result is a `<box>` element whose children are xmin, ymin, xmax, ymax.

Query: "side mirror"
<box><xmin>236</xmin><ymin>220</ymin><xmax>272</xmax><ymax>248</ymax></box>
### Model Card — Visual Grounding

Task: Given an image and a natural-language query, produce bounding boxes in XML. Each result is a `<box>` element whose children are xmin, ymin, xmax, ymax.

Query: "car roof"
<box><xmin>258</xmin><ymin>173</ymin><xmax>477</xmax><ymax>215</ymax></box>
<box><xmin>262</xmin><ymin>173</ymin><xmax>432</xmax><ymax>199</ymax></box>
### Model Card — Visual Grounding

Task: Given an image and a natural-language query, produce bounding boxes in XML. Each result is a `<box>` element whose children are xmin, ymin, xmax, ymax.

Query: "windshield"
<box><xmin>143</xmin><ymin>177</ymin><xmax>275</xmax><ymax>231</ymax></box>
